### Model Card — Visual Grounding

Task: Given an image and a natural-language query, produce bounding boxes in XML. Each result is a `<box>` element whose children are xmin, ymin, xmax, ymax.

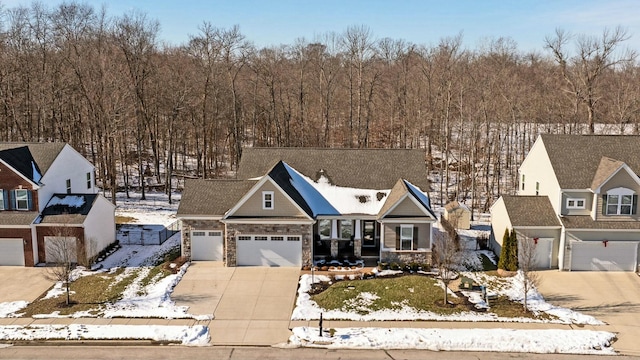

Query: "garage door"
<box><xmin>236</xmin><ymin>235</ymin><xmax>302</xmax><ymax>267</ymax></box>
<box><xmin>570</xmin><ymin>240</ymin><xmax>638</xmax><ymax>271</ymax></box>
<box><xmin>44</xmin><ymin>236</ymin><xmax>78</xmax><ymax>263</ymax></box>
<box><xmin>191</xmin><ymin>231</ymin><xmax>223</xmax><ymax>261</ymax></box>
<box><xmin>0</xmin><ymin>239</ymin><xmax>25</xmax><ymax>266</ymax></box>
<box><xmin>519</xmin><ymin>237</ymin><xmax>553</xmax><ymax>269</ymax></box>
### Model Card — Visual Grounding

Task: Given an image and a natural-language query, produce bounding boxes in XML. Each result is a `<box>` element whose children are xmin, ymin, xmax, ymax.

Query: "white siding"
<box><xmin>83</xmin><ymin>195</ymin><xmax>116</xmax><ymax>259</ymax></box>
<box><xmin>38</xmin><ymin>145</ymin><xmax>97</xmax><ymax>212</ymax></box>
<box><xmin>518</xmin><ymin>136</ymin><xmax>562</xmax><ymax>213</ymax></box>
<box><xmin>489</xmin><ymin>197</ymin><xmax>512</xmax><ymax>254</ymax></box>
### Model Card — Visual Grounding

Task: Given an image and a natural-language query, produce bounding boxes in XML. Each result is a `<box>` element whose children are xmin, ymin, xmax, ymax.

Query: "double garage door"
<box><xmin>237</xmin><ymin>234</ymin><xmax>302</xmax><ymax>267</ymax></box>
<box><xmin>570</xmin><ymin>241</ymin><xmax>638</xmax><ymax>271</ymax></box>
<box><xmin>0</xmin><ymin>239</ymin><xmax>25</xmax><ymax>266</ymax></box>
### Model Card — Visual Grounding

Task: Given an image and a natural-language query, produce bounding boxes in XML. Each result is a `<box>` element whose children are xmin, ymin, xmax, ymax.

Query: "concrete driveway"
<box><xmin>536</xmin><ymin>271</ymin><xmax>640</xmax><ymax>356</ymax></box>
<box><xmin>0</xmin><ymin>267</ymin><xmax>52</xmax><ymax>303</ymax></box>
<box><xmin>172</xmin><ymin>262</ymin><xmax>301</xmax><ymax>345</ymax></box>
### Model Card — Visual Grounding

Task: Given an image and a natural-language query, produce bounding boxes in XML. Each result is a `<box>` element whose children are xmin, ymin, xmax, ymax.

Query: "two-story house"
<box><xmin>490</xmin><ymin>134</ymin><xmax>640</xmax><ymax>271</ymax></box>
<box><xmin>0</xmin><ymin>143</ymin><xmax>116</xmax><ymax>266</ymax></box>
<box><xmin>177</xmin><ymin>148</ymin><xmax>436</xmax><ymax>267</ymax></box>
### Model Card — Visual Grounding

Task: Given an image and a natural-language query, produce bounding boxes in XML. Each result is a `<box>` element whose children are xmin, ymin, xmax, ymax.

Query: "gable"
<box><xmin>0</xmin><ymin>147</ymin><xmax>42</xmax><ymax>185</ymax></box>
<box><xmin>596</xmin><ymin>164</ymin><xmax>640</xmax><ymax>194</ymax></box>
<box><xmin>0</xmin><ymin>161</ymin><xmax>38</xmax><ymax>190</ymax></box>
<box><xmin>0</xmin><ymin>143</ymin><xmax>65</xmax><ymax>175</ymax></box>
<box><xmin>227</xmin><ymin>179</ymin><xmax>308</xmax><ymax>218</ymax></box>
<box><xmin>384</xmin><ymin>196</ymin><xmax>428</xmax><ymax>218</ymax></box>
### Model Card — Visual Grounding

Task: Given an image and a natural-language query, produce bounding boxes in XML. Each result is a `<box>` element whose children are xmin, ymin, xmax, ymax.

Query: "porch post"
<box><xmin>353</xmin><ymin>220</ymin><xmax>362</xmax><ymax>258</ymax></box>
<box><xmin>354</xmin><ymin>220</ymin><xmax>361</xmax><ymax>240</ymax></box>
<box><xmin>331</xmin><ymin>219</ymin><xmax>339</xmax><ymax>258</ymax></box>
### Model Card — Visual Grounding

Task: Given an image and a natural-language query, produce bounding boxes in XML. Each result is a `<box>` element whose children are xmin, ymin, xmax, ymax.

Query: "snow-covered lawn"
<box><xmin>289</xmin><ymin>327</ymin><xmax>616</xmax><ymax>355</ymax></box>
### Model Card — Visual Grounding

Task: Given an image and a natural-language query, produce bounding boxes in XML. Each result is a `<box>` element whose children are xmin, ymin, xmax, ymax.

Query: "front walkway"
<box><xmin>172</xmin><ymin>263</ymin><xmax>301</xmax><ymax>345</ymax></box>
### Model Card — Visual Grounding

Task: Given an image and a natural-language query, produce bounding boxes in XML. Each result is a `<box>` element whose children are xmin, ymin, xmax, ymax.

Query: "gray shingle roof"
<box><xmin>0</xmin><ymin>142</ymin><xmax>66</xmax><ymax>174</ymax></box>
<box><xmin>236</xmin><ymin>148</ymin><xmax>428</xmax><ymax>190</ymax></box>
<box><xmin>561</xmin><ymin>216</ymin><xmax>640</xmax><ymax>230</ymax></box>
<box><xmin>501</xmin><ymin>195</ymin><xmax>561</xmax><ymax>227</ymax></box>
<box><xmin>177</xmin><ymin>179</ymin><xmax>256</xmax><ymax>216</ymax></box>
<box><xmin>0</xmin><ymin>211</ymin><xmax>38</xmax><ymax>226</ymax></box>
<box><xmin>540</xmin><ymin>134</ymin><xmax>640</xmax><ymax>189</ymax></box>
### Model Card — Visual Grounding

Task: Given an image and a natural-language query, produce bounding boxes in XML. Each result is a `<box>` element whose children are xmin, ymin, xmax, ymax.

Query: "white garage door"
<box><xmin>44</xmin><ymin>236</ymin><xmax>78</xmax><ymax>263</ymax></box>
<box><xmin>519</xmin><ymin>237</ymin><xmax>553</xmax><ymax>269</ymax></box>
<box><xmin>237</xmin><ymin>235</ymin><xmax>302</xmax><ymax>267</ymax></box>
<box><xmin>191</xmin><ymin>231</ymin><xmax>223</xmax><ymax>261</ymax></box>
<box><xmin>570</xmin><ymin>240</ymin><xmax>638</xmax><ymax>271</ymax></box>
<box><xmin>0</xmin><ymin>239</ymin><xmax>25</xmax><ymax>266</ymax></box>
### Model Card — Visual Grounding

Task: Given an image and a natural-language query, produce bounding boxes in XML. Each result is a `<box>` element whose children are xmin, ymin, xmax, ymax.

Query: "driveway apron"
<box><xmin>173</xmin><ymin>263</ymin><xmax>300</xmax><ymax>346</ymax></box>
<box><xmin>536</xmin><ymin>271</ymin><xmax>640</xmax><ymax>356</ymax></box>
<box><xmin>0</xmin><ymin>267</ymin><xmax>52</xmax><ymax>303</ymax></box>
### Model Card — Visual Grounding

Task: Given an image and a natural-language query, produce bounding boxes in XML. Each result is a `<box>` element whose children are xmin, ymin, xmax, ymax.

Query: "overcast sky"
<box><xmin>3</xmin><ymin>0</ymin><xmax>640</xmax><ymax>52</ymax></box>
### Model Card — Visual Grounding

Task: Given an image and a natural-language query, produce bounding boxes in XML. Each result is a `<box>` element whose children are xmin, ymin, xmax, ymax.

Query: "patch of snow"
<box><xmin>0</xmin><ymin>324</ymin><xmax>209</xmax><ymax>345</ymax></box>
<box><xmin>0</xmin><ymin>301</ymin><xmax>28</xmax><ymax>317</ymax></box>
<box><xmin>289</xmin><ymin>327</ymin><xmax>616</xmax><ymax>355</ymax></box>
<box><xmin>47</xmin><ymin>195</ymin><xmax>85</xmax><ymax>208</ymax></box>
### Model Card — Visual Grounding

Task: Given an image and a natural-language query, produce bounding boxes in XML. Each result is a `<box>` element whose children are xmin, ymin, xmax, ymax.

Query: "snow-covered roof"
<box><xmin>47</xmin><ymin>195</ymin><xmax>85</xmax><ymax>208</ymax></box>
<box><xmin>282</xmin><ymin>162</ymin><xmax>389</xmax><ymax>216</ymax></box>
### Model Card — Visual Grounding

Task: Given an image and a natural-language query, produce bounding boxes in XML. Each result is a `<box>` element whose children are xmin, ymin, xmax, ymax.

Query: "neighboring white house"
<box><xmin>491</xmin><ymin>134</ymin><xmax>640</xmax><ymax>271</ymax></box>
<box><xmin>0</xmin><ymin>143</ymin><xmax>115</xmax><ymax>266</ymax></box>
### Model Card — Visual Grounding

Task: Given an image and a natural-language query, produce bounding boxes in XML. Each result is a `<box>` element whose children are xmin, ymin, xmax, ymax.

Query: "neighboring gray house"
<box><xmin>177</xmin><ymin>148</ymin><xmax>436</xmax><ymax>267</ymax></box>
<box><xmin>491</xmin><ymin>134</ymin><xmax>640</xmax><ymax>271</ymax></box>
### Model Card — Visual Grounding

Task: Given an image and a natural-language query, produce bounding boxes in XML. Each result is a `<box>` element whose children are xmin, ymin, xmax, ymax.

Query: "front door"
<box><xmin>361</xmin><ymin>220</ymin><xmax>379</xmax><ymax>256</ymax></box>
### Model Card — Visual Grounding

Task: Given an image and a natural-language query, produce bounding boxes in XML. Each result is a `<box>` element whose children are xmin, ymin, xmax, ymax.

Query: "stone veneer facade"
<box><xmin>224</xmin><ymin>223</ymin><xmax>312</xmax><ymax>267</ymax></box>
<box><xmin>381</xmin><ymin>249</ymin><xmax>431</xmax><ymax>265</ymax></box>
<box><xmin>180</xmin><ymin>219</ymin><xmax>225</xmax><ymax>261</ymax></box>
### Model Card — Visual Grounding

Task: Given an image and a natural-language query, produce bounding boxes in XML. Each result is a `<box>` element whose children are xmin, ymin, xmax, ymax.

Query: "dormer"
<box><xmin>590</xmin><ymin>157</ymin><xmax>640</xmax><ymax>220</ymax></box>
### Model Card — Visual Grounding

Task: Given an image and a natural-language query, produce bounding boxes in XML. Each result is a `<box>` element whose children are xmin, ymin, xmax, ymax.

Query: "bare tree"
<box><xmin>43</xmin><ymin>226</ymin><xmax>78</xmax><ymax>306</ymax></box>
<box><xmin>432</xmin><ymin>228</ymin><xmax>463</xmax><ymax>305</ymax></box>
<box><xmin>516</xmin><ymin>232</ymin><xmax>540</xmax><ymax>312</ymax></box>
<box><xmin>545</xmin><ymin>27</ymin><xmax>637</xmax><ymax>134</ymax></box>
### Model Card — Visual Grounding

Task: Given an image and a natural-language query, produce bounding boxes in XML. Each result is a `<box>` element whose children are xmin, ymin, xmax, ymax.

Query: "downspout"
<box><xmin>558</xmin><ymin>225</ymin><xmax>566</xmax><ymax>271</ymax></box>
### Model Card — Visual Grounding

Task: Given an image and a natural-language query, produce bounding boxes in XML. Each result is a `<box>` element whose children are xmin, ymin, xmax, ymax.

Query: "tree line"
<box><xmin>1</xmin><ymin>2</ymin><xmax>638</xmax><ymax>211</ymax></box>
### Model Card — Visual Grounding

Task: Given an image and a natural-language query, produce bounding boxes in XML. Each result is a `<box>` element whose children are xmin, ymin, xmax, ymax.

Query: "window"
<box><xmin>0</xmin><ymin>190</ymin><xmax>4</xmax><ymax>210</ymax></box>
<box><xmin>604</xmin><ymin>188</ymin><xmax>637</xmax><ymax>215</ymax></box>
<box><xmin>287</xmin><ymin>236</ymin><xmax>300</xmax><ymax>241</ymax></box>
<box><xmin>271</xmin><ymin>236</ymin><xmax>284</xmax><ymax>241</ymax></box>
<box><xmin>318</xmin><ymin>219</ymin><xmax>331</xmax><ymax>240</ymax></box>
<box><xmin>566</xmin><ymin>198</ymin><xmax>586</xmax><ymax>209</ymax></box>
<box><xmin>535</xmin><ymin>182</ymin><xmax>539</xmax><ymax>196</ymax></box>
<box><xmin>255</xmin><ymin>236</ymin><xmax>268</xmax><ymax>241</ymax></box>
<box><xmin>521</xmin><ymin>174</ymin><xmax>525</xmax><ymax>191</ymax></box>
<box><xmin>15</xmin><ymin>190</ymin><xmax>29</xmax><ymax>210</ymax></box>
<box><xmin>340</xmin><ymin>220</ymin><xmax>353</xmax><ymax>239</ymax></box>
<box><xmin>192</xmin><ymin>231</ymin><xmax>205</xmax><ymax>236</ymax></box>
<box><xmin>400</xmin><ymin>224</ymin><xmax>413</xmax><ymax>251</ymax></box>
<box><xmin>363</xmin><ymin>220</ymin><xmax>375</xmax><ymax>245</ymax></box>
<box><xmin>66</xmin><ymin>179</ymin><xmax>71</xmax><ymax>194</ymax></box>
<box><xmin>209</xmin><ymin>231</ymin><xmax>222</xmax><ymax>236</ymax></box>
<box><xmin>238</xmin><ymin>236</ymin><xmax>252</xmax><ymax>241</ymax></box>
<box><xmin>86</xmin><ymin>172</ymin><xmax>92</xmax><ymax>189</ymax></box>
<box><xmin>262</xmin><ymin>191</ymin><xmax>274</xmax><ymax>210</ymax></box>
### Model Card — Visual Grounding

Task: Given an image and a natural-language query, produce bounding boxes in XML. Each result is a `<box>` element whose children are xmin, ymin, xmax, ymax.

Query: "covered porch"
<box><xmin>312</xmin><ymin>218</ymin><xmax>380</xmax><ymax>264</ymax></box>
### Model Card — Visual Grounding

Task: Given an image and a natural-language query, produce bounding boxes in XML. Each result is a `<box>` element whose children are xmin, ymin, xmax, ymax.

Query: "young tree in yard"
<box><xmin>497</xmin><ymin>229</ymin><xmax>511</xmax><ymax>271</ymax></box>
<box><xmin>516</xmin><ymin>233</ymin><xmax>540</xmax><ymax>312</ymax></box>
<box><xmin>44</xmin><ymin>228</ymin><xmax>78</xmax><ymax>306</ymax></box>
<box><xmin>432</xmin><ymin>229</ymin><xmax>463</xmax><ymax>305</ymax></box>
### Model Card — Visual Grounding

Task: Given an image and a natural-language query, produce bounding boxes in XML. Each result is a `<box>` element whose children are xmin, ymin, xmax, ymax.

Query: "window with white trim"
<box><xmin>287</xmin><ymin>236</ymin><xmax>300</xmax><ymax>241</ymax></box>
<box><xmin>15</xmin><ymin>189</ymin><xmax>29</xmax><ymax>210</ymax></box>
<box><xmin>604</xmin><ymin>187</ymin><xmax>637</xmax><ymax>215</ymax></box>
<box><xmin>238</xmin><ymin>236</ymin><xmax>252</xmax><ymax>241</ymax></box>
<box><xmin>86</xmin><ymin>172</ymin><xmax>92</xmax><ymax>189</ymax></box>
<box><xmin>255</xmin><ymin>236</ymin><xmax>268</xmax><ymax>241</ymax></box>
<box><xmin>66</xmin><ymin>179</ymin><xmax>71</xmax><ymax>194</ymax></box>
<box><xmin>521</xmin><ymin>174</ymin><xmax>525</xmax><ymax>191</ymax></box>
<box><xmin>566</xmin><ymin>198</ymin><xmax>586</xmax><ymax>209</ymax></box>
<box><xmin>262</xmin><ymin>191</ymin><xmax>274</xmax><ymax>210</ymax></box>
<box><xmin>192</xmin><ymin>231</ymin><xmax>205</xmax><ymax>236</ymax></box>
<box><xmin>318</xmin><ymin>219</ymin><xmax>331</xmax><ymax>240</ymax></box>
<box><xmin>400</xmin><ymin>224</ymin><xmax>413</xmax><ymax>250</ymax></box>
<box><xmin>271</xmin><ymin>236</ymin><xmax>284</xmax><ymax>241</ymax></box>
<box><xmin>340</xmin><ymin>220</ymin><xmax>353</xmax><ymax>239</ymax></box>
